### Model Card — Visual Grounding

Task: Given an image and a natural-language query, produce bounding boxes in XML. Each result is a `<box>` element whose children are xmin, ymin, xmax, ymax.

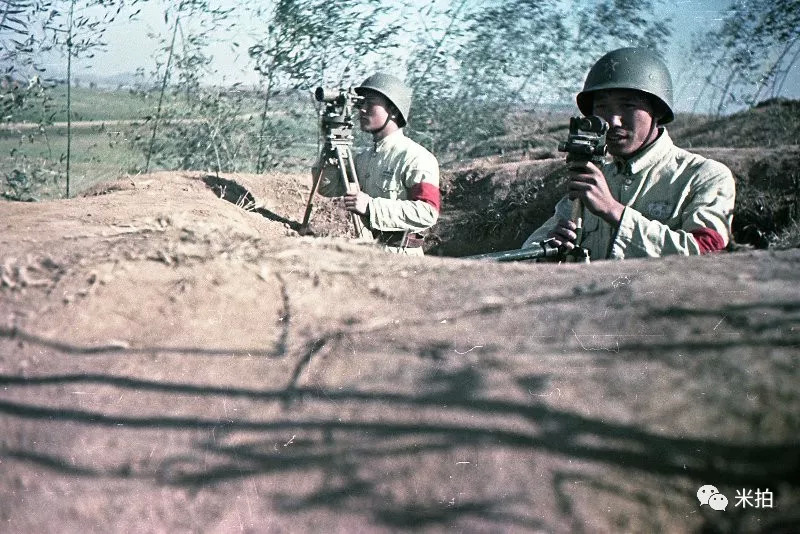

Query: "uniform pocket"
<box><xmin>378</xmin><ymin>171</ymin><xmax>401</xmax><ymax>198</ymax></box>
<box><xmin>645</xmin><ymin>200</ymin><xmax>673</xmax><ymax>222</ymax></box>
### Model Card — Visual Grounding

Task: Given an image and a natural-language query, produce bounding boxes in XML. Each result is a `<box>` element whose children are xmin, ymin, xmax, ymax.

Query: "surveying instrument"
<box><xmin>300</xmin><ymin>86</ymin><xmax>370</xmax><ymax>238</ymax></box>
<box><xmin>466</xmin><ymin>115</ymin><xmax>608</xmax><ymax>262</ymax></box>
<box><xmin>556</xmin><ymin>114</ymin><xmax>609</xmax><ymax>263</ymax></box>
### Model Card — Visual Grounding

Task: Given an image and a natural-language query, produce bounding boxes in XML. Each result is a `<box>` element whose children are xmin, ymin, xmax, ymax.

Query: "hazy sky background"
<box><xmin>59</xmin><ymin>0</ymin><xmax>798</xmax><ymax>113</ymax></box>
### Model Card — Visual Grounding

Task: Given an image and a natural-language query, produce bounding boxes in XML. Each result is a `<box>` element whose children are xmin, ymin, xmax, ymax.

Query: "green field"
<box><xmin>11</xmin><ymin>86</ymin><xmax>155</xmax><ymax>123</ymax></box>
<box><xmin>1</xmin><ymin>122</ymin><xmax>145</xmax><ymax>199</ymax></box>
<box><xmin>1</xmin><ymin>86</ymin><xmax>319</xmax><ymax>199</ymax></box>
<box><xmin>10</xmin><ymin>85</ymin><xmax>274</xmax><ymax>123</ymax></box>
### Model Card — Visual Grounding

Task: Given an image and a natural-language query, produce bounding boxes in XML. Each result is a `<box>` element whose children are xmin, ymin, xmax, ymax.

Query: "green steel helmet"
<box><xmin>356</xmin><ymin>72</ymin><xmax>412</xmax><ymax>127</ymax></box>
<box><xmin>576</xmin><ymin>47</ymin><xmax>675</xmax><ymax>124</ymax></box>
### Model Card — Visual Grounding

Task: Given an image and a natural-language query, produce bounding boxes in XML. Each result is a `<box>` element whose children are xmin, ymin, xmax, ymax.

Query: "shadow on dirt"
<box><xmin>202</xmin><ymin>174</ymin><xmax>303</xmax><ymax>232</ymax></box>
<box><xmin>1</xmin><ymin>299</ymin><xmax>799</xmax><ymax>531</ymax></box>
<box><xmin>0</xmin><ymin>372</ymin><xmax>797</xmax><ymax>530</ymax></box>
<box><xmin>0</xmin><ymin>325</ymin><xmax>286</xmax><ymax>358</ymax></box>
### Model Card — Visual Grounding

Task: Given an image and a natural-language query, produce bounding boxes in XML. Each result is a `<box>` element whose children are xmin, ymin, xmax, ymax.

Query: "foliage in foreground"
<box><xmin>0</xmin><ymin>156</ymin><xmax>60</xmax><ymax>201</ymax></box>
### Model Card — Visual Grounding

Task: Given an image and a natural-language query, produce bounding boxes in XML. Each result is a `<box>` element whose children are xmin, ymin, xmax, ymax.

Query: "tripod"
<box><xmin>300</xmin><ymin>86</ymin><xmax>369</xmax><ymax>239</ymax></box>
<box><xmin>563</xmin><ymin>199</ymin><xmax>590</xmax><ymax>263</ymax></box>
<box><xmin>301</xmin><ymin>139</ymin><xmax>368</xmax><ymax>238</ymax></box>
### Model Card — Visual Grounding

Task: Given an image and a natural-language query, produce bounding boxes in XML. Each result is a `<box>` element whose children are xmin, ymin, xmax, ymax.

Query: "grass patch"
<box><xmin>669</xmin><ymin>98</ymin><xmax>800</xmax><ymax>148</ymax></box>
<box><xmin>10</xmin><ymin>86</ymin><xmax>152</xmax><ymax>123</ymax></box>
<box><xmin>9</xmin><ymin>85</ymin><xmax>275</xmax><ymax>124</ymax></box>
<box><xmin>774</xmin><ymin>220</ymin><xmax>800</xmax><ymax>249</ymax></box>
<box><xmin>1</xmin><ymin>86</ymin><xmax>322</xmax><ymax>198</ymax></box>
<box><xmin>0</xmin><ymin>125</ymin><xmax>142</xmax><ymax>199</ymax></box>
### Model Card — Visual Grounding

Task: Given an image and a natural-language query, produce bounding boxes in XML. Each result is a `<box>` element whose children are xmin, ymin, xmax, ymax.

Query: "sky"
<box><xmin>46</xmin><ymin>0</ymin><xmax>799</xmax><ymax>113</ymax></box>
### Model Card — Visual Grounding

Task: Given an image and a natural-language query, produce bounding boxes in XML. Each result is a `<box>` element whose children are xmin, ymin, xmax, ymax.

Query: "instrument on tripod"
<box><xmin>466</xmin><ymin>115</ymin><xmax>609</xmax><ymax>263</ymax></box>
<box><xmin>300</xmin><ymin>87</ymin><xmax>369</xmax><ymax>238</ymax></box>
<box><xmin>557</xmin><ymin>115</ymin><xmax>609</xmax><ymax>263</ymax></box>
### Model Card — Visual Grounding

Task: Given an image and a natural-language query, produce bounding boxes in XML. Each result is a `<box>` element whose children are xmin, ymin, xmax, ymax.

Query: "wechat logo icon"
<box><xmin>697</xmin><ymin>485</ymin><xmax>728</xmax><ymax>511</ymax></box>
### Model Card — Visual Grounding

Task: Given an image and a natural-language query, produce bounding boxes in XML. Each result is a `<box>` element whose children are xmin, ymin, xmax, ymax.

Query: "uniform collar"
<box><xmin>614</xmin><ymin>127</ymin><xmax>673</xmax><ymax>175</ymax></box>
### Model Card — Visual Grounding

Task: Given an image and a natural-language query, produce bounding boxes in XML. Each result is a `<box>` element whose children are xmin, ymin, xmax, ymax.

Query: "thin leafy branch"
<box><xmin>690</xmin><ymin>0</ymin><xmax>800</xmax><ymax>114</ymax></box>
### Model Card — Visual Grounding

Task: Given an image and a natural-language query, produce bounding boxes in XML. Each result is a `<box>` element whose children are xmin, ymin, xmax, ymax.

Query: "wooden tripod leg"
<box><xmin>570</xmin><ymin>198</ymin><xmax>583</xmax><ymax>245</ymax></box>
<box><xmin>299</xmin><ymin>164</ymin><xmax>325</xmax><ymax>234</ymax></box>
<box><xmin>344</xmin><ymin>149</ymin><xmax>368</xmax><ymax>239</ymax></box>
<box><xmin>335</xmin><ymin>146</ymin><xmax>367</xmax><ymax>238</ymax></box>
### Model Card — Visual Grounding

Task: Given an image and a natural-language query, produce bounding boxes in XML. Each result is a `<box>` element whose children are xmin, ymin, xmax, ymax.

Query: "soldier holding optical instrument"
<box><xmin>523</xmin><ymin>47</ymin><xmax>736</xmax><ymax>260</ymax></box>
<box><xmin>311</xmin><ymin>72</ymin><xmax>441</xmax><ymax>255</ymax></box>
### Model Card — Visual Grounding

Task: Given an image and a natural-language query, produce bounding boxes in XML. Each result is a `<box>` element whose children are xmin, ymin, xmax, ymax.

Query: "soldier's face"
<box><xmin>593</xmin><ymin>90</ymin><xmax>659</xmax><ymax>157</ymax></box>
<box><xmin>358</xmin><ymin>92</ymin><xmax>393</xmax><ymax>133</ymax></box>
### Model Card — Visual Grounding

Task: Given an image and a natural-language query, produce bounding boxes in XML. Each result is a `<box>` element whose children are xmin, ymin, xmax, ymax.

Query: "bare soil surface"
<box><xmin>1</xmin><ymin>168</ymin><xmax>799</xmax><ymax>533</ymax></box>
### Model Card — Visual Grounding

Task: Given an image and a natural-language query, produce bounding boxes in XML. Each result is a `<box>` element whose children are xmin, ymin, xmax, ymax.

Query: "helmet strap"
<box><xmin>627</xmin><ymin>120</ymin><xmax>660</xmax><ymax>159</ymax></box>
<box><xmin>370</xmin><ymin>114</ymin><xmax>395</xmax><ymax>136</ymax></box>
<box><xmin>368</xmin><ymin>107</ymin><xmax>401</xmax><ymax>141</ymax></box>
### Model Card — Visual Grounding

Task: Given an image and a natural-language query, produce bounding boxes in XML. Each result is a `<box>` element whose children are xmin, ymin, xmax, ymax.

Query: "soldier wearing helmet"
<box><xmin>316</xmin><ymin>72</ymin><xmax>440</xmax><ymax>255</ymax></box>
<box><xmin>523</xmin><ymin>47</ymin><xmax>736</xmax><ymax>259</ymax></box>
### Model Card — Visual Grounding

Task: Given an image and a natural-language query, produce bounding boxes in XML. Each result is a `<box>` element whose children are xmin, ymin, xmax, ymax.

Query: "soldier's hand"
<box><xmin>344</xmin><ymin>191</ymin><xmax>371</xmax><ymax>215</ymax></box>
<box><xmin>567</xmin><ymin>161</ymin><xmax>624</xmax><ymax>225</ymax></box>
<box><xmin>547</xmin><ymin>218</ymin><xmax>578</xmax><ymax>251</ymax></box>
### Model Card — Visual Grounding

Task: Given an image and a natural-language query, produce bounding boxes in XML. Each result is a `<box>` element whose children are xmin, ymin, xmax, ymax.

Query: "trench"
<box><xmin>201</xmin><ymin>150</ymin><xmax>796</xmax><ymax>259</ymax></box>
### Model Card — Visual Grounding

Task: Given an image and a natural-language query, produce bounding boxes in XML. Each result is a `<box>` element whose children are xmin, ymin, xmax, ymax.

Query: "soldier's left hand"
<box><xmin>567</xmin><ymin>161</ymin><xmax>624</xmax><ymax>225</ymax></box>
<box><xmin>344</xmin><ymin>191</ymin><xmax>371</xmax><ymax>215</ymax></box>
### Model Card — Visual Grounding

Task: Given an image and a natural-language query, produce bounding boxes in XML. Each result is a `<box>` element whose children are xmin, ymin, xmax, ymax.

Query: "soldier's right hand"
<box><xmin>547</xmin><ymin>218</ymin><xmax>578</xmax><ymax>251</ymax></box>
<box><xmin>566</xmin><ymin>160</ymin><xmax>624</xmax><ymax>226</ymax></box>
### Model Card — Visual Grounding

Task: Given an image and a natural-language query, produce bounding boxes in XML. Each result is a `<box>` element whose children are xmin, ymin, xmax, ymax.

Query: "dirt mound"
<box><xmin>669</xmin><ymin>98</ymin><xmax>800</xmax><ymax>148</ymax></box>
<box><xmin>2</xmin><ymin>171</ymin><xmax>799</xmax><ymax>533</ymax></box>
<box><xmin>428</xmin><ymin>158</ymin><xmax>565</xmax><ymax>256</ymax></box>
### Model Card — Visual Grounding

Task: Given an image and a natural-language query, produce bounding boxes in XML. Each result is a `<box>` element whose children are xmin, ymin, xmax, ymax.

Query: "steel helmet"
<box><xmin>355</xmin><ymin>72</ymin><xmax>412</xmax><ymax>127</ymax></box>
<box><xmin>576</xmin><ymin>47</ymin><xmax>674</xmax><ymax>124</ymax></box>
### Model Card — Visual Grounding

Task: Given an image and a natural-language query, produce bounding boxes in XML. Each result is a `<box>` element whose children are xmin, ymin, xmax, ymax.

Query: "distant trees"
<box><xmin>247</xmin><ymin>0</ymin><xmax>315</xmax><ymax>173</ymax></box>
<box><xmin>1</xmin><ymin>0</ymin><xmax>48</xmax><ymax>96</ymax></box>
<box><xmin>247</xmin><ymin>0</ymin><xmax>402</xmax><ymax>172</ymax></box>
<box><xmin>49</xmin><ymin>0</ymin><xmax>135</xmax><ymax>196</ymax></box>
<box><xmin>142</xmin><ymin>0</ymin><xmax>239</xmax><ymax>174</ymax></box>
<box><xmin>141</xmin><ymin>0</ymin><xmax>404</xmax><ymax>174</ymax></box>
<box><xmin>405</xmin><ymin>0</ymin><xmax>671</xmax><ymax>155</ymax></box>
<box><xmin>1</xmin><ymin>0</ymin><xmax>140</xmax><ymax>198</ymax></box>
<box><xmin>691</xmin><ymin>0</ymin><xmax>800</xmax><ymax>114</ymax></box>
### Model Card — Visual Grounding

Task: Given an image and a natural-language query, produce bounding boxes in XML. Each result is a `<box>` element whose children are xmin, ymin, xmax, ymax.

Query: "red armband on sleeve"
<box><xmin>409</xmin><ymin>183</ymin><xmax>441</xmax><ymax>211</ymax></box>
<box><xmin>690</xmin><ymin>227</ymin><xmax>726</xmax><ymax>253</ymax></box>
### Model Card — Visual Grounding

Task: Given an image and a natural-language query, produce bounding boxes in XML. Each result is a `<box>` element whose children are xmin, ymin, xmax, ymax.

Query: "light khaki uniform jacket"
<box><xmin>317</xmin><ymin>130</ymin><xmax>440</xmax><ymax>233</ymax></box>
<box><xmin>523</xmin><ymin>129</ymin><xmax>736</xmax><ymax>259</ymax></box>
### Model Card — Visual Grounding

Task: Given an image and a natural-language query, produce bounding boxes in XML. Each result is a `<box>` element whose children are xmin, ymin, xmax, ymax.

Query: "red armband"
<box><xmin>409</xmin><ymin>183</ymin><xmax>441</xmax><ymax>211</ymax></box>
<box><xmin>690</xmin><ymin>227</ymin><xmax>726</xmax><ymax>253</ymax></box>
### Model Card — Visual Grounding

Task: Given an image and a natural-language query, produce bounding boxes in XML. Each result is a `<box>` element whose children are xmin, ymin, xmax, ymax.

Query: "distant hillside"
<box><xmin>436</xmin><ymin>98</ymin><xmax>800</xmax><ymax>166</ymax></box>
<box><xmin>670</xmin><ymin>98</ymin><xmax>800</xmax><ymax>148</ymax></box>
<box><xmin>71</xmin><ymin>71</ymin><xmax>144</xmax><ymax>90</ymax></box>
